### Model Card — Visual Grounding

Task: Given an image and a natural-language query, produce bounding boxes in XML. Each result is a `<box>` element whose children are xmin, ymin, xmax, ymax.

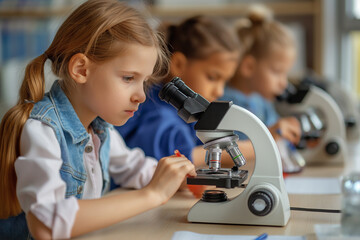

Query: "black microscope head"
<box><xmin>159</xmin><ymin>77</ymin><xmax>210</xmax><ymax>123</ymax></box>
<box><xmin>276</xmin><ymin>82</ymin><xmax>310</xmax><ymax>104</ymax></box>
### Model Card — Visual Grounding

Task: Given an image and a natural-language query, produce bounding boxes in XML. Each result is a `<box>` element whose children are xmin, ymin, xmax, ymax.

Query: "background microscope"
<box><xmin>275</xmin><ymin>79</ymin><xmax>347</xmax><ymax>165</ymax></box>
<box><xmin>159</xmin><ymin>77</ymin><xmax>290</xmax><ymax>226</ymax></box>
<box><xmin>296</xmin><ymin>73</ymin><xmax>360</xmax><ymax>141</ymax></box>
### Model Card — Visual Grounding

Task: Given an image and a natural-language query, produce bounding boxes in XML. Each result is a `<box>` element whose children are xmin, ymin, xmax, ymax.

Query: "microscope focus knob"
<box><xmin>248</xmin><ymin>189</ymin><xmax>274</xmax><ymax>216</ymax></box>
<box><xmin>325</xmin><ymin>141</ymin><xmax>340</xmax><ymax>155</ymax></box>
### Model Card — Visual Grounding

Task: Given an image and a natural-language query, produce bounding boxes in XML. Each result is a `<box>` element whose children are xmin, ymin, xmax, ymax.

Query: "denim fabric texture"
<box><xmin>1</xmin><ymin>80</ymin><xmax>112</xmax><ymax>239</ymax></box>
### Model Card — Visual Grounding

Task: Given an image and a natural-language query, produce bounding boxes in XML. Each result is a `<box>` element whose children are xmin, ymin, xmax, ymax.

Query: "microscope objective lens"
<box><xmin>227</xmin><ymin>144</ymin><xmax>246</xmax><ymax>167</ymax></box>
<box><xmin>207</xmin><ymin>147</ymin><xmax>222</xmax><ymax>170</ymax></box>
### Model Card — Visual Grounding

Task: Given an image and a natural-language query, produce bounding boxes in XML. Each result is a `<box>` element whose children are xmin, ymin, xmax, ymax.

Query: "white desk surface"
<box><xmin>74</xmin><ymin>141</ymin><xmax>360</xmax><ymax>240</ymax></box>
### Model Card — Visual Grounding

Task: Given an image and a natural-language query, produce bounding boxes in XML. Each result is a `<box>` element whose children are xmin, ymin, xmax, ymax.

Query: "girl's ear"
<box><xmin>170</xmin><ymin>52</ymin><xmax>187</xmax><ymax>77</ymax></box>
<box><xmin>68</xmin><ymin>53</ymin><xmax>90</xmax><ymax>84</ymax></box>
<box><xmin>239</xmin><ymin>55</ymin><xmax>256</xmax><ymax>79</ymax></box>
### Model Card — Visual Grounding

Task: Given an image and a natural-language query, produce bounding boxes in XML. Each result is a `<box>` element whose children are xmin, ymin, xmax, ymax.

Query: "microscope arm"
<box><xmin>196</xmin><ymin>103</ymin><xmax>282</xmax><ymax>178</ymax></box>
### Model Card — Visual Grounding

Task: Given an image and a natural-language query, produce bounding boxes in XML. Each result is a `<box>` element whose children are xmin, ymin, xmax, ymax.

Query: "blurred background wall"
<box><xmin>0</xmin><ymin>0</ymin><xmax>359</xmax><ymax>120</ymax></box>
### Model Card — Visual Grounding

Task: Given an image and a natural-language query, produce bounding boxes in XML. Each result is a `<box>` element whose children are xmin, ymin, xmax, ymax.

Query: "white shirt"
<box><xmin>15</xmin><ymin>119</ymin><xmax>157</xmax><ymax>239</ymax></box>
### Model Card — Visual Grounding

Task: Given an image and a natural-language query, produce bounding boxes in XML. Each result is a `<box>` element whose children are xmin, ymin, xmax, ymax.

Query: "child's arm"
<box><xmin>268</xmin><ymin>116</ymin><xmax>301</xmax><ymax>144</ymax></box>
<box><xmin>16</xmin><ymin>120</ymin><xmax>196</xmax><ymax>239</ymax></box>
<box><xmin>109</xmin><ymin>128</ymin><xmax>157</xmax><ymax>189</ymax></box>
<box><xmin>27</xmin><ymin>155</ymin><xmax>195</xmax><ymax>239</ymax></box>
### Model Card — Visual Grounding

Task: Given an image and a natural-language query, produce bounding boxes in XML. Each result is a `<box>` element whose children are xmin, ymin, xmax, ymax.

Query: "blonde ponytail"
<box><xmin>234</xmin><ymin>4</ymin><xmax>294</xmax><ymax>59</ymax></box>
<box><xmin>247</xmin><ymin>4</ymin><xmax>273</xmax><ymax>26</ymax></box>
<box><xmin>0</xmin><ymin>53</ymin><xmax>47</xmax><ymax>218</ymax></box>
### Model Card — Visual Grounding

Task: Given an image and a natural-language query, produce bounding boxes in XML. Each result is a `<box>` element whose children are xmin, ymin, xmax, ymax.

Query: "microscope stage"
<box><xmin>187</xmin><ymin>168</ymin><xmax>248</xmax><ymax>188</ymax></box>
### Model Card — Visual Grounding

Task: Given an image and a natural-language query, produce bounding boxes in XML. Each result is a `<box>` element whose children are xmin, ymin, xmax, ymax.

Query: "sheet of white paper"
<box><xmin>171</xmin><ymin>231</ymin><xmax>306</xmax><ymax>240</ymax></box>
<box><xmin>285</xmin><ymin>177</ymin><xmax>341</xmax><ymax>194</ymax></box>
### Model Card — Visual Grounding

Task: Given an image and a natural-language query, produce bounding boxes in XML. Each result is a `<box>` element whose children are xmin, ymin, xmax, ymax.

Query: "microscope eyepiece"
<box><xmin>158</xmin><ymin>82</ymin><xmax>188</xmax><ymax>110</ymax></box>
<box><xmin>159</xmin><ymin>77</ymin><xmax>210</xmax><ymax>123</ymax></box>
<box><xmin>171</xmin><ymin>77</ymin><xmax>210</xmax><ymax>108</ymax></box>
<box><xmin>171</xmin><ymin>77</ymin><xmax>197</xmax><ymax>98</ymax></box>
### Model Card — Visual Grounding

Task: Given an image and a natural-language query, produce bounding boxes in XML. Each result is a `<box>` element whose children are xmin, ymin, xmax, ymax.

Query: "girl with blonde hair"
<box><xmin>0</xmin><ymin>0</ymin><xmax>195</xmax><ymax>239</ymax></box>
<box><xmin>220</xmin><ymin>5</ymin><xmax>303</xmax><ymax>172</ymax></box>
<box><xmin>221</xmin><ymin>4</ymin><xmax>302</xmax><ymax>143</ymax></box>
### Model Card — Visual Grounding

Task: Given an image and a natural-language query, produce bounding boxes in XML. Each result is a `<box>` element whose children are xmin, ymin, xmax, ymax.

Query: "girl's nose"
<box><xmin>213</xmin><ymin>84</ymin><xmax>224</xmax><ymax>101</ymax></box>
<box><xmin>131</xmin><ymin>88</ymin><xmax>146</xmax><ymax>103</ymax></box>
<box><xmin>280</xmin><ymin>76</ymin><xmax>288</xmax><ymax>90</ymax></box>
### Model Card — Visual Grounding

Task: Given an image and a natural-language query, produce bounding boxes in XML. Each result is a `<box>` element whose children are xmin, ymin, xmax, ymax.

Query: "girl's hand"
<box><xmin>269</xmin><ymin>117</ymin><xmax>301</xmax><ymax>144</ymax></box>
<box><xmin>144</xmin><ymin>156</ymin><xmax>196</xmax><ymax>205</ymax></box>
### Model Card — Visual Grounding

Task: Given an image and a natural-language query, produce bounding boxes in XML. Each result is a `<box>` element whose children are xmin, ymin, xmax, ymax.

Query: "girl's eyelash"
<box><xmin>207</xmin><ymin>75</ymin><xmax>216</xmax><ymax>80</ymax></box>
<box><xmin>122</xmin><ymin>76</ymin><xmax>134</xmax><ymax>82</ymax></box>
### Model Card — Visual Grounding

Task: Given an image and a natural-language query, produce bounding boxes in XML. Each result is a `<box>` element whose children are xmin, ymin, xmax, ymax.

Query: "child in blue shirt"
<box><xmin>220</xmin><ymin>5</ymin><xmax>304</xmax><ymax>172</ymax></box>
<box><xmin>117</xmin><ymin>16</ymin><xmax>245</xmax><ymax>168</ymax></box>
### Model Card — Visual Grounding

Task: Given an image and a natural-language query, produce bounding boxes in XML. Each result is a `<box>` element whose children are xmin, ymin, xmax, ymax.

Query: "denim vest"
<box><xmin>0</xmin><ymin>80</ymin><xmax>111</xmax><ymax>239</ymax></box>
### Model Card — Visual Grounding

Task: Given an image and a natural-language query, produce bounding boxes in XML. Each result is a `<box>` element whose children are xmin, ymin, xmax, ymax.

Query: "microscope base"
<box><xmin>187</xmin><ymin>178</ymin><xmax>290</xmax><ymax>226</ymax></box>
<box><xmin>300</xmin><ymin>137</ymin><xmax>347</xmax><ymax>165</ymax></box>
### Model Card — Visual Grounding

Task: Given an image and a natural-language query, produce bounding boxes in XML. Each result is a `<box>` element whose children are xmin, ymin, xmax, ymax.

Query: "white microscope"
<box><xmin>316</xmin><ymin>79</ymin><xmax>360</xmax><ymax>141</ymax></box>
<box><xmin>159</xmin><ymin>77</ymin><xmax>290</xmax><ymax>226</ymax></box>
<box><xmin>275</xmin><ymin>81</ymin><xmax>347</xmax><ymax>165</ymax></box>
<box><xmin>293</xmin><ymin>73</ymin><xmax>360</xmax><ymax>141</ymax></box>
